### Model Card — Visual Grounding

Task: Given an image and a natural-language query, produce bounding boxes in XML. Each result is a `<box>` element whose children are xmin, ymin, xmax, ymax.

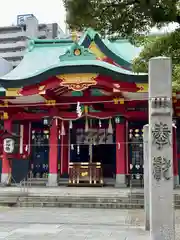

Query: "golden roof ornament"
<box><xmin>71</xmin><ymin>30</ymin><xmax>78</xmax><ymax>42</ymax></box>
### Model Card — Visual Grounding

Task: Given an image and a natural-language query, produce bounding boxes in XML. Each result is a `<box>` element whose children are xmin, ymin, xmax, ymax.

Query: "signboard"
<box><xmin>17</xmin><ymin>14</ymin><xmax>34</xmax><ymax>26</ymax></box>
<box><xmin>76</xmin><ymin>128</ymin><xmax>113</xmax><ymax>145</ymax></box>
<box><xmin>3</xmin><ymin>138</ymin><xmax>15</xmax><ymax>154</ymax></box>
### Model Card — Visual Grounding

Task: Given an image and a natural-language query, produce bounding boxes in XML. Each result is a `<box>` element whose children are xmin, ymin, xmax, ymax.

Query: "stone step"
<box><xmin>23</xmin><ymin>182</ymin><xmax>46</xmax><ymax>186</ymax></box>
<box><xmin>25</xmin><ymin>178</ymin><xmax>69</xmax><ymax>186</ymax></box>
<box><xmin>0</xmin><ymin>193</ymin><xmax>27</xmax><ymax>207</ymax></box>
<box><xmin>128</xmin><ymin>193</ymin><xmax>144</xmax><ymax>199</ymax></box>
<box><xmin>28</xmin><ymin>178</ymin><xmax>47</xmax><ymax>181</ymax></box>
<box><xmin>17</xmin><ymin>201</ymin><xmax>144</xmax><ymax>209</ymax></box>
<box><xmin>24</xmin><ymin>178</ymin><xmax>142</xmax><ymax>187</ymax></box>
<box><xmin>24</xmin><ymin>178</ymin><xmax>47</xmax><ymax>186</ymax></box>
<box><xmin>18</xmin><ymin>196</ymin><xmax>144</xmax><ymax>204</ymax></box>
<box><xmin>0</xmin><ymin>197</ymin><xmax>18</xmax><ymax>206</ymax></box>
<box><xmin>15</xmin><ymin>195</ymin><xmax>180</xmax><ymax>209</ymax></box>
<box><xmin>58</xmin><ymin>179</ymin><xmax>69</xmax><ymax>186</ymax></box>
<box><xmin>0</xmin><ymin>192</ymin><xmax>180</xmax><ymax>209</ymax></box>
<box><xmin>15</xmin><ymin>199</ymin><xmax>180</xmax><ymax>209</ymax></box>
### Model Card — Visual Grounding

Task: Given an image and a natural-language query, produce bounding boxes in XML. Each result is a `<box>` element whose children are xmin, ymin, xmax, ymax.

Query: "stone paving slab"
<box><xmin>0</xmin><ymin>203</ymin><xmax>178</xmax><ymax>239</ymax></box>
<box><xmin>0</xmin><ymin>207</ymin><xmax>152</xmax><ymax>239</ymax></box>
<box><xmin>0</xmin><ymin>225</ymin><xmax>150</xmax><ymax>240</ymax></box>
<box><xmin>0</xmin><ymin>207</ymin><xmax>180</xmax><ymax>239</ymax></box>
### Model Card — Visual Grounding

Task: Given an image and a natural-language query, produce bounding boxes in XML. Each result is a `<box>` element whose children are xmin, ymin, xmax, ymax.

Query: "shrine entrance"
<box><xmin>93</xmin><ymin>144</ymin><xmax>116</xmax><ymax>178</ymax></box>
<box><xmin>128</xmin><ymin>121</ymin><xmax>147</xmax><ymax>186</ymax></box>
<box><xmin>30</xmin><ymin>122</ymin><xmax>49</xmax><ymax>179</ymax></box>
<box><xmin>69</xmin><ymin>119</ymin><xmax>115</xmax><ymax>185</ymax></box>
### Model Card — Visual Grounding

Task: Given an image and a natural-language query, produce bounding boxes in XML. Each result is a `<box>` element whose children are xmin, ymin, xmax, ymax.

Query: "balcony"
<box><xmin>0</xmin><ymin>51</ymin><xmax>25</xmax><ymax>59</ymax></box>
<box><xmin>0</xmin><ymin>41</ymin><xmax>27</xmax><ymax>50</ymax></box>
<box><xmin>0</xmin><ymin>31</ymin><xmax>26</xmax><ymax>40</ymax></box>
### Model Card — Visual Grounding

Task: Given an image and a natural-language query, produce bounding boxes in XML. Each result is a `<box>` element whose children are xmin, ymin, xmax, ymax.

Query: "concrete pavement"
<box><xmin>0</xmin><ymin>207</ymin><xmax>180</xmax><ymax>239</ymax></box>
<box><xmin>0</xmin><ymin>207</ymin><xmax>150</xmax><ymax>239</ymax></box>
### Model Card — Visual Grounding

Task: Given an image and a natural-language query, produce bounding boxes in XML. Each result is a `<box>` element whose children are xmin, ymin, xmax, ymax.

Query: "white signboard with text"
<box><xmin>3</xmin><ymin>138</ymin><xmax>15</xmax><ymax>153</ymax></box>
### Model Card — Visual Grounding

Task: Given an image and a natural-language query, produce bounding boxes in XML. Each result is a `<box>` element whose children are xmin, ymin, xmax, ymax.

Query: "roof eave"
<box><xmin>0</xmin><ymin>63</ymin><xmax>148</xmax><ymax>89</ymax></box>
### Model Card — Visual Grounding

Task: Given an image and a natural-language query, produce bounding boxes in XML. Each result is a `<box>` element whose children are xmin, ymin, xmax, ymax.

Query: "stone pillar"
<box><xmin>115</xmin><ymin>117</ymin><xmax>126</xmax><ymax>187</ymax></box>
<box><xmin>1</xmin><ymin>120</ymin><xmax>12</xmax><ymax>185</ymax></box>
<box><xmin>143</xmin><ymin>124</ymin><xmax>150</xmax><ymax>231</ymax></box>
<box><xmin>60</xmin><ymin>131</ymin><xmax>69</xmax><ymax>176</ymax></box>
<box><xmin>144</xmin><ymin>124</ymin><xmax>177</xmax><ymax>231</ymax></box>
<box><xmin>149</xmin><ymin>57</ymin><xmax>175</xmax><ymax>239</ymax></box>
<box><xmin>47</xmin><ymin>119</ymin><xmax>58</xmax><ymax>186</ymax></box>
<box><xmin>173</xmin><ymin>125</ymin><xmax>179</xmax><ymax>186</ymax></box>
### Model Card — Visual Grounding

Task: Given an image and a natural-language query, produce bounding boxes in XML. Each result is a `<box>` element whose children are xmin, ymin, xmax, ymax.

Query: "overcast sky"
<box><xmin>0</xmin><ymin>0</ymin><xmax>66</xmax><ymax>30</ymax></box>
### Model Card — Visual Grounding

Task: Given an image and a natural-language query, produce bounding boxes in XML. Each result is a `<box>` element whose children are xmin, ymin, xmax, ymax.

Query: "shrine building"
<box><xmin>0</xmin><ymin>28</ymin><xmax>178</xmax><ymax>187</ymax></box>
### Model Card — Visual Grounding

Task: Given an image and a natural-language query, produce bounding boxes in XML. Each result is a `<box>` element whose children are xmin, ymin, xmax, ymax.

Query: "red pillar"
<box><xmin>48</xmin><ymin>119</ymin><xmax>58</xmax><ymax>186</ymax></box>
<box><xmin>173</xmin><ymin>125</ymin><xmax>179</xmax><ymax>185</ymax></box>
<box><xmin>115</xmin><ymin>117</ymin><xmax>126</xmax><ymax>187</ymax></box>
<box><xmin>60</xmin><ymin>123</ymin><xmax>69</xmax><ymax>176</ymax></box>
<box><xmin>1</xmin><ymin>120</ymin><xmax>12</xmax><ymax>184</ymax></box>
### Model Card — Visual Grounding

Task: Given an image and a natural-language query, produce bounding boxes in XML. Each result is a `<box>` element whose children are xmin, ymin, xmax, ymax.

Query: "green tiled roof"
<box><xmin>0</xmin><ymin>29</ymin><xmax>147</xmax><ymax>88</ymax></box>
<box><xmin>80</xmin><ymin>28</ymin><xmax>142</xmax><ymax>68</ymax></box>
<box><xmin>0</xmin><ymin>41</ymin><xmax>72</xmax><ymax>81</ymax></box>
<box><xmin>106</xmin><ymin>39</ymin><xmax>143</xmax><ymax>63</ymax></box>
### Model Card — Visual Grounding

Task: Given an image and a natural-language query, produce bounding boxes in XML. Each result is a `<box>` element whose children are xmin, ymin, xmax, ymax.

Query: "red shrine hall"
<box><xmin>0</xmin><ymin>28</ymin><xmax>179</xmax><ymax>187</ymax></box>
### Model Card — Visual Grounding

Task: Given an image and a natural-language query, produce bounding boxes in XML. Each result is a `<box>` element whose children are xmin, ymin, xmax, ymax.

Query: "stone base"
<box><xmin>46</xmin><ymin>173</ymin><xmax>58</xmax><ymax>187</ymax></box>
<box><xmin>1</xmin><ymin>173</ymin><xmax>11</xmax><ymax>185</ymax></box>
<box><xmin>115</xmin><ymin>174</ymin><xmax>126</xmax><ymax>188</ymax></box>
<box><xmin>174</xmin><ymin>175</ymin><xmax>179</xmax><ymax>188</ymax></box>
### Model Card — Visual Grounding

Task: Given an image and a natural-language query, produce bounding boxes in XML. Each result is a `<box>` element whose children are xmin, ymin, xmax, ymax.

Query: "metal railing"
<box><xmin>19</xmin><ymin>172</ymin><xmax>32</xmax><ymax>193</ymax></box>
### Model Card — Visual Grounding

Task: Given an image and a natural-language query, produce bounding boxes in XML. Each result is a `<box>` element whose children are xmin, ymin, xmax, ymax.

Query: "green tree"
<box><xmin>63</xmin><ymin>0</ymin><xmax>179</xmax><ymax>37</ymax></box>
<box><xmin>133</xmin><ymin>29</ymin><xmax>180</xmax><ymax>90</ymax></box>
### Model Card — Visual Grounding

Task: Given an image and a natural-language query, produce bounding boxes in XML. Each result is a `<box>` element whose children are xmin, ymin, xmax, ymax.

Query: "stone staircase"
<box><xmin>6</xmin><ymin>193</ymin><xmax>180</xmax><ymax>209</ymax></box>
<box><xmin>17</xmin><ymin>194</ymin><xmax>145</xmax><ymax>208</ymax></box>
<box><xmin>58</xmin><ymin>178</ymin><xmax>69</xmax><ymax>186</ymax></box>
<box><xmin>0</xmin><ymin>191</ymin><xmax>180</xmax><ymax>209</ymax></box>
<box><xmin>0</xmin><ymin>192</ymin><xmax>28</xmax><ymax>207</ymax></box>
<box><xmin>23</xmin><ymin>176</ymin><xmax>145</xmax><ymax>188</ymax></box>
<box><xmin>27</xmin><ymin>178</ymin><xmax>47</xmax><ymax>186</ymax></box>
<box><xmin>24</xmin><ymin>178</ymin><xmax>115</xmax><ymax>187</ymax></box>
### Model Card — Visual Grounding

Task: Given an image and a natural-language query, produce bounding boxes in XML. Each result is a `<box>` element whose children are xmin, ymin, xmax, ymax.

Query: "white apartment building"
<box><xmin>0</xmin><ymin>14</ymin><xmax>66</xmax><ymax>67</ymax></box>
